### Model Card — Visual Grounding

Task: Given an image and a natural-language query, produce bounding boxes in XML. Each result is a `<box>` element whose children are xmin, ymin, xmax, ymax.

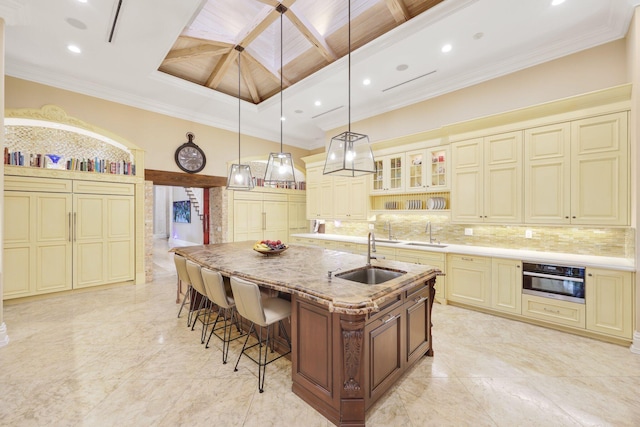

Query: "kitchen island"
<box><xmin>173</xmin><ymin>242</ymin><xmax>439</xmax><ymax>427</ymax></box>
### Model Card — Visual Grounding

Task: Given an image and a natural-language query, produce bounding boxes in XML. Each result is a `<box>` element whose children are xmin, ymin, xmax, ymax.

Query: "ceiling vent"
<box><xmin>312</xmin><ymin>105</ymin><xmax>344</xmax><ymax>119</ymax></box>
<box><xmin>107</xmin><ymin>0</ymin><xmax>123</xmax><ymax>43</ymax></box>
<box><xmin>382</xmin><ymin>70</ymin><xmax>437</xmax><ymax>92</ymax></box>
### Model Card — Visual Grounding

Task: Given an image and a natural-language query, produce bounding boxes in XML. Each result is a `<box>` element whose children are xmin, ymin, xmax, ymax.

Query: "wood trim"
<box><xmin>385</xmin><ymin>0</ymin><xmax>410</xmax><ymax>23</ymax></box>
<box><xmin>162</xmin><ymin>44</ymin><xmax>231</xmax><ymax>65</ymax></box>
<box><xmin>144</xmin><ymin>169</ymin><xmax>226</xmax><ymax>187</ymax></box>
<box><xmin>285</xmin><ymin>8</ymin><xmax>337</xmax><ymax>62</ymax></box>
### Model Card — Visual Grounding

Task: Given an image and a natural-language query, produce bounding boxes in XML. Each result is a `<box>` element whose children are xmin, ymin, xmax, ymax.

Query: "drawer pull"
<box><xmin>413</xmin><ymin>296</ymin><xmax>428</xmax><ymax>304</ymax></box>
<box><xmin>461</xmin><ymin>257</ymin><xmax>473</xmax><ymax>261</ymax></box>
<box><xmin>543</xmin><ymin>307</ymin><xmax>561</xmax><ymax>314</ymax></box>
<box><xmin>381</xmin><ymin>314</ymin><xmax>398</xmax><ymax>324</ymax></box>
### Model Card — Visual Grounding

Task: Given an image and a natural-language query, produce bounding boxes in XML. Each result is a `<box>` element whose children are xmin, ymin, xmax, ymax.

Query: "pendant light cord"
<box><xmin>348</xmin><ymin>0</ymin><xmax>351</xmax><ymax>134</ymax></box>
<box><xmin>280</xmin><ymin>8</ymin><xmax>284</xmax><ymax>153</ymax></box>
<box><xmin>238</xmin><ymin>48</ymin><xmax>241</xmax><ymax>164</ymax></box>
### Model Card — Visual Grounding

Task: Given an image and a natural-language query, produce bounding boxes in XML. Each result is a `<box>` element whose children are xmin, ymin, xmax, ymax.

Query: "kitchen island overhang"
<box><xmin>172</xmin><ymin>242</ymin><xmax>439</xmax><ymax>426</ymax></box>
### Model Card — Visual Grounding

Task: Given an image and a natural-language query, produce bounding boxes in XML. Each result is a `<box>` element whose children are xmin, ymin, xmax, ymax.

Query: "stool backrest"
<box><xmin>202</xmin><ymin>269</ymin><xmax>232</xmax><ymax>310</ymax></box>
<box><xmin>230</xmin><ymin>277</ymin><xmax>266</xmax><ymax>326</ymax></box>
<box><xmin>186</xmin><ymin>260</ymin><xmax>207</xmax><ymax>297</ymax></box>
<box><xmin>174</xmin><ymin>254</ymin><xmax>191</xmax><ymax>285</ymax></box>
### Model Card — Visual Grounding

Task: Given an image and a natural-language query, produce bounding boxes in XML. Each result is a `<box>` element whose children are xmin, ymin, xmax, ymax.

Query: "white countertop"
<box><xmin>292</xmin><ymin>233</ymin><xmax>636</xmax><ymax>271</ymax></box>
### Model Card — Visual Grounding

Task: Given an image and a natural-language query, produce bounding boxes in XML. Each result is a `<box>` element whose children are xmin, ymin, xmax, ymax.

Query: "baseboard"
<box><xmin>630</xmin><ymin>331</ymin><xmax>640</xmax><ymax>354</ymax></box>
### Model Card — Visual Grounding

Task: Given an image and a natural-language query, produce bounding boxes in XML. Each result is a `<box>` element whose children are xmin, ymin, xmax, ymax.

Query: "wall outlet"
<box><xmin>368</xmin><ymin>223</ymin><xmax>375</xmax><ymax>230</ymax></box>
<box><xmin>464</xmin><ymin>228</ymin><xmax>473</xmax><ymax>236</ymax></box>
<box><xmin>525</xmin><ymin>229</ymin><xmax>533</xmax><ymax>239</ymax></box>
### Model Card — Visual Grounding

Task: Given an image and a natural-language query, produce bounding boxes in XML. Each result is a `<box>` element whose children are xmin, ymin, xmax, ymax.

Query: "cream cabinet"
<box><xmin>305</xmin><ymin>166</ymin><xmax>333</xmax><ymax>219</ymax></box>
<box><xmin>371</xmin><ymin>153</ymin><xmax>405</xmax><ymax>194</ymax></box>
<box><xmin>491</xmin><ymin>258</ymin><xmax>522</xmax><ymax>314</ymax></box>
<box><xmin>232</xmin><ymin>191</ymin><xmax>288</xmax><ymax>242</ymax></box>
<box><xmin>3</xmin><ymin>176</ymin><xmax>135</xmax><ymax>299</ymax></box>
<box><xmin>406</xmin><ymin>147</ymin><xmax>449</xmax><ymax>192</ymax></box>
<box><xmin>446</xmin><ymin>254</ymin><xmax>491</xmax><ymax>308</ymax></box>
<box><xmin>585</xmin><ymin>268</ymin><xmax>633</xmax><ymax>339</ymax></box>
<box><xmin>522</xmin><ymin>294</ymin><xmax>586</xmax><ymax>328</ymax></box>
<box><xmin>524</xmin><ymin>113</ymin><xmax>629</xmax><ymax>226</ymax></box>
<box><xmin>333</xmin><ymin>175</ymin><xmax>368</xmax><ymax>220</ymax></box>
<box><xmin>451</xmin><ymin>131</ymin><xmax>523</xmax><ymax>223</ymax></box>
<box><xmin>396</xmin><ymin>248</ymin><xmax>446</xmax><ymax>302</ymax></box>
<box><xmin>287</xmin><ymin>194</ymin><xmax>308</xmax><ymax>239</ymax></box>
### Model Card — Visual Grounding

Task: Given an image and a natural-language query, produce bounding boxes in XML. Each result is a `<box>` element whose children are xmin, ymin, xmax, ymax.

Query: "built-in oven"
<box><xmin>522</xmin><ymin>262</ymin><xmax>585</xmax><ymax>304</ymax></box>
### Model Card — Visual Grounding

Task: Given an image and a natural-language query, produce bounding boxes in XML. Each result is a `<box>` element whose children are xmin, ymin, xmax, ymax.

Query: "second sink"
<box><xmin>405</xmin><ymin>242</ymin><xmax>448</xmax><ymax>248</ymax></box>
<box><xmin>336</xmin><ymin>266</ymin><xmax>406</xmax><ymax>285</ymax></box>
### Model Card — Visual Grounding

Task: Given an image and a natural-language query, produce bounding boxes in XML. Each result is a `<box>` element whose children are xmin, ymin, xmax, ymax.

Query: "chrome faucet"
<box><xmin>384</xmin><ymin>220</ymin><xmax>395</xmax><ymax>240</ymax></box>
<box><xmin>367</xmin><ymin>231</ymin><xmax>377</xmax><ymax>266</ymax></box>
<box><xmin>426</xmin><ymin>221</ymin><xmax>434</xmax><ymax>244</ymax></box>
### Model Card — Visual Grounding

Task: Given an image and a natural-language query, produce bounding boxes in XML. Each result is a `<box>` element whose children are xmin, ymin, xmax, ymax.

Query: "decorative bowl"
<box><xmin>253</xmin><ymin>245</ymin><xmax>289</xmax><ymax>256</ymax></box>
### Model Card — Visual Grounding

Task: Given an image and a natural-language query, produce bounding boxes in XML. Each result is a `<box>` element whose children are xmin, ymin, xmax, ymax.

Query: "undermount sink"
<box><xmin>375</xmin><ymin>239</ymin><xmax>403</xmax><ymax>244</ymax></box>
<box><xmin>405</xmin><ymin>242</ymin><xmax>448</xmax><ymax>248</ymax></box>
<box><xmin>336</xmin><ymin>266</ymin><xmax>406</xmax><ymax>285</ymax></box>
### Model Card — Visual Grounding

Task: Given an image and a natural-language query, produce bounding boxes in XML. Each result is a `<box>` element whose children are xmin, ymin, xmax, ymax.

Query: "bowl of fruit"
<box><xmin>253</xmin><ymin>239</ymin><xmax>289</xmax><ymax>255</ymax></box>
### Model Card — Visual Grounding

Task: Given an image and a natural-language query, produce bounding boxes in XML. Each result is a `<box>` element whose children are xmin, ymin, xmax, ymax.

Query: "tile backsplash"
<box><xmin>322</xmin><ymin>214</ymin><xmax>634</xmax><ymax>259</ymax></box>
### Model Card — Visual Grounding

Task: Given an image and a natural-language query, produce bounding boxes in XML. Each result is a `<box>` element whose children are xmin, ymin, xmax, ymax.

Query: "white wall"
<box><xmin>169</xmin><ymin>187</ymin><xmax>204</xmax><ymax>246</ymax></box>
<box><xmin>153</xmin><ymin>186</ymin><xmax>170</xmax><ymax>238</ymax></box>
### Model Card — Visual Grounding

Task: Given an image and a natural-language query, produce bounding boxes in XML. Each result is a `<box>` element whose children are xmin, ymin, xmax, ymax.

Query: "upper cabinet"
<box><xmin>406</xmin><ymin>147</ymin><xmax>449</xmax><ymax>192</ymax></box>
<box><xmin>333</xmin><ymin>175</ymin><xmax>368</xmax><ymax>220</ymax></box>
<box><xmin>451</xmin><ymin>131</ymin><xmax>523</xmax><ymax>223</ymax></box>
<box><xmin>305</xmin><ymin>167</ymin><xmax>333</xmax><ymax>219</ymax></box>
<box><xmin>525</xmin><ymin>112</ymin><xmax>628</xmax><ymax>226</ymax></box>
<box><xmin>371</xmin><ymin>153</ymin><xmax>405</xmax><ymax>194</ymax></box>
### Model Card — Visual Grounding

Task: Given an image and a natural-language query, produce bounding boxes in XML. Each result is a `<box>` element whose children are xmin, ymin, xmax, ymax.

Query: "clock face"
<box><xmin>175</xmin><ymin>143</ymin><xmax>206</xmax><ymax>173</ymax></box>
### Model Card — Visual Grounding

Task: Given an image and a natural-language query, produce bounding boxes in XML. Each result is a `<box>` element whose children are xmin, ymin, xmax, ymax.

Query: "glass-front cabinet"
<box><xmin>406</xmin><ymin>147</ymin><xmax>449</xmax><ymax>192</ymax></box>
<box><xmin>371</xmin><ymin>153</ymin><xmax>405</xmax><ymax>194</ymax></box>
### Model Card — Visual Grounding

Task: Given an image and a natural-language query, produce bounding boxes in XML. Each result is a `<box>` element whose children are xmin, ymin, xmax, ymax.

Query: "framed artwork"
<box><xmin>173</xmin><ymin>200</ymin><xmax>191</xmax><ymax>223</ymax></box>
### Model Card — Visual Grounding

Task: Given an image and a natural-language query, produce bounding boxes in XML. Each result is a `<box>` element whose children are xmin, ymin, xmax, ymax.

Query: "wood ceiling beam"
<box><xmin>284</xmin><ymin>8</ymin><xmax>336</xmax><ymax>63</ymax></box>
<box><xmin>145</xmin><ymin>169</ymin><xmax>226</xmax><ymax>187</ymax></box>
<box><xmin>179</xmin><ymin>36</ymin><xmax>234</xmax><ymax>48</ymax></box>
<box><xmin>253</xmin><ymin>0</ymin><xmax>280</xmax><ymax>6</ymax></box>
<box><xmin>205</xmin><ymin>49</ymin><xmax>238</xmax><ymax>89</ymax></box>
<box><xmin>243</xmin><ymin>47</ymin><xmax>291</xmax><ymax>87</ymax></box>
<box><xmin>162</xmin><ymin>45</ymin><xmax>232</xmax><ymax>65</ymax></box>
<box><xmin>239</xmin><ymin>55</ymin><xmax>261</xmax><ymax>103</ymax></box>
<box><xmin>385</xmin><ymin>0</ymin><xmax>411</xmax><ymax>23</ymax></box>
<box><xmin>236</xmin><ymin>0</ymin><xmax>297</xmax><ymax>48</ymax></box>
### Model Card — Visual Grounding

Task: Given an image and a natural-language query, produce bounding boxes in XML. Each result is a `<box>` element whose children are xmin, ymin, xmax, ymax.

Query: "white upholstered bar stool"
<box><xmin>230</xmin><ymin>276</ymin><xmax>291</xmax><ymax>393</ymax></box>
<box><xmin>185</xmin><ymin>260</ymin><xmax>215</xmax><ymax>344</ymax></box>
<box><xmin>174</xmin><ymin>254</ymin><xmax>194</xmax><ymax>325</ymax></box>
<box><xmin>201</xmin><ymin>268</ymin><xmax>246</xmax><ymax>364</ymax></box>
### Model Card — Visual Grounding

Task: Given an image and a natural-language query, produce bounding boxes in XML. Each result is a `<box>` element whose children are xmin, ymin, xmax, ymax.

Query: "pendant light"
<box><xmin>264</xmin><ymin>4</ymin><xmax>296</xmax><ymax>188</ymax></box>
<box><xmin>323</xmin><ymin>0</ymin><xmax>376</xmax><ymax>176</ymax></box>
<box><xmin>226</xmin><ymin>46</ymin><xmax>255</xmax><ymax>191</ymax></box>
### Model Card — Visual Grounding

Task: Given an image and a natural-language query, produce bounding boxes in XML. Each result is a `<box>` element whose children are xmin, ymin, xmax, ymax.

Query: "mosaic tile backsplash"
<box><xmin>323</xmin><ymin>214</ymin><xmax>634</xmax><ymax>259</ymax></box>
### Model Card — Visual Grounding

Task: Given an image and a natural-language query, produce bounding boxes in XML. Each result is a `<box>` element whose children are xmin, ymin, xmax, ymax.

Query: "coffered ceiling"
<box><xmin>1</xmin><ymin>0</ymin><xmax>639</xmax><ymax>150</ymax></box>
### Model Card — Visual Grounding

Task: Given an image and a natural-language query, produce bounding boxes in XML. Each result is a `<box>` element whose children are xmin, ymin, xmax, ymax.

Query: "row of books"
<box><xmin>4</xmin><ymin>149</ymin><xmax>136</xmax><ymax>175</ymax></box>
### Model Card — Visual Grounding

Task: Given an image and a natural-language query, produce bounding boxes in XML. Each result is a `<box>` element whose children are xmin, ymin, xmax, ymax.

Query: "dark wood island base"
<box><xmin>171</xmin><ymin>243</ymin><xmax>438</xmax><ymax>427</ymax></box>
<box><xmin>291</xmin><ymin>279</ymin><xmax>436</xmax><ymax>427</ymax></box>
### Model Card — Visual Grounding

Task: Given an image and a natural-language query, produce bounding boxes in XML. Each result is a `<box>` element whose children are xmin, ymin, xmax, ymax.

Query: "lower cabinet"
<box><xmin>491</xmin><ymin>258</ymin><xmax>522</xmax><ymax>314</ymax></box>
<box><xmin>396</xmin><ymin>248</ymin><xmax>446</xmax><ymax>302</ymax></box>
<box><xmin>522</xmin><ymin>294</ymin><xmax>586</xmax><ymax>328</ymax></box>
<box><xmin>585</xmin><ymin>268</ymin><xmax>633</xmax><ymax>339</ymax></box>
<box><xmin>3</xmin><ymin>175</ymin><xmax>135</xmax><ymax>299</ymax></box>
<box><xmin>446</xmin><ymin>254</ymin><xmax>492</xmax><ymax>308</ymax></box>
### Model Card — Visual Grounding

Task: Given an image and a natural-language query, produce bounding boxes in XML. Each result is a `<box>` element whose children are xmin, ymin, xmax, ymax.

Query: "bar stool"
<box><xmin>174</xmin><ymin>254</ymin><xmax>194</xmax><ymax>325</ymax></box>
<box><xmin>201</xmin><ymin>268</ymin><xmax>246</xmax><ymax>363</ymax></box>
<box><xmin>230</xmin><ymin>276</ymin><xmax>291</xmax><ymax>393</ymax></box>
<box><xmin>185</xmin><ymin>260</ymin><xmax>215</xmax><ymax>344</ymax></box>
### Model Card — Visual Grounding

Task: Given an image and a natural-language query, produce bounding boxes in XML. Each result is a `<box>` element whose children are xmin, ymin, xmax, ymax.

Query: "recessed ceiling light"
<box><xmin>363</xmin><ymin>78</ymin><xmax>371</xmax><ymax>86</ymax></box>
<box><xmin>65</xmin><ymin>17</ymin><xmax>87</xmax><ymax>30</ymax></box>
<box><xmin>77</xmin><ymin>0</ymin><xmax>88</xmax><ymax>3</ymax></box>
<box><xmin>280</xmin><ymin>116</ymin><xmax>286</xmax><ymax>121</ymax></box>
<box><xmin>67</xmin><ymin>44</ymin><xmax>81</xmax><ymax>54</ymax></box>
<box><xmin>314</xmin><ymin>100</ymin><xmax>321</xmax><ymax>106</ymax></box>
<box><xmin>441</xmin><ymin>44</ymin><xmax>452</xmax><ymax>53</ymax></box>
<box><xmin>551</xmin><ymin>0</ymin><xmax>565</xmax><ymax>5</ymax></box>
<box><xmin>396</xmin><ymin>64</ymin><xmax>409</xmax><ymax>71</ymax></box>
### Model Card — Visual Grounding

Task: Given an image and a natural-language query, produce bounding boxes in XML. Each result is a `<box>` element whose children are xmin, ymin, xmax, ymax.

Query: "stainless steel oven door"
<box><xmin>522</xmin><ymin>271</ymin><xmax>585</xmax><ymax>304</ymax></box>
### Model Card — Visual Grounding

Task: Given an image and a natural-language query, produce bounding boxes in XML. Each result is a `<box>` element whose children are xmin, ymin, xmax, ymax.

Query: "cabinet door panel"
<box><xmin>75</xmin><ymin>241</ymin><xmax>104</xmax><ymax>288</ymax></box>
<box><xmin>5</xmin><ymin>193</ymin><xmax>32</xmax><ymax>244</ymax></box>
<box><xmin>484</xmin><ymin>132</ymin><xmax>522</xmax><ymax>223</ymax></box>
<box><xmin>264</xmin><ymin>201</ymin><xmax>288</xmax><ymax>240</ymax></box>
<box><xmin>37</xmin><ymin>244</ymin><xmax>72</xmax><ymax>293</ymax></box>
<box><xmin>491</xmin><ymin>258</ymin><xmax>522</xmax><ymax>314</ymax></box>
<box><xmin>586</xmin><ymin>269</ymin><xmax>633</xmax><ymax>339</ymax></box>
<box><xmin>451</xmin><ymin>169</ymin><xmax>482</xmax><ymax>221</ymax></box>
<box><xmin>406</xmin><ymin>288</ymin><xmax>430</xmax><ymax>364</ymax></box>
<box><xmin>366</xmin><ymin>307</ymin><xmax>403</xmax><ymax>401</ymax></box>
<box><xmin>447</xmin><ymin>256</ymin><xmax>491</xmax><ymax>308</ymax></box>
<box><xmin>234</xmin><ymin>200</ymin><xmax>263</xmax><ymax>241</ymax></box>
<box><xmin>36</xmin><ymin>194</ymin><xmax>73</xmax><ymax>293</ymax></box>
<box><xmin>75</xmin><ymin>196</ymin><xmax>104</xmax><ymax>240</ymax></box>
<box><xmin>4</xmin><ymin>247</ymin><xmax>31</xmax><ymax>297</ymax></box>
<box><xmin>107</xmin><ymin>196</ymin><xmax>134</xmax><ymax>282</ymax></box>
<box><xmin>74</xmin><ymin>195</ymin><xmax>106</xmax><ymax>288</ymax></box>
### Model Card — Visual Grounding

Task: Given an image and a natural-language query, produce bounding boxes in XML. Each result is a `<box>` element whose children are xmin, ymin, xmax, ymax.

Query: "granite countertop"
<box><xmin>292</xmin><ymin>233</ymin><xmax>636</xmax><ymax>271</ymax></box>
<box><xmin>171</xmin><ymin>241</ymin><xmax>439</xmax><ymax>315</ymax></box>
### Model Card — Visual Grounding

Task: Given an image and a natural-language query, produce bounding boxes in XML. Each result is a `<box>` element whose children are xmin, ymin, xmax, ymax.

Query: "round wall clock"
<box><xmin>175</xmin><ymin>132</ymin><xmax>206</xmax><ymax>173</ymax></box>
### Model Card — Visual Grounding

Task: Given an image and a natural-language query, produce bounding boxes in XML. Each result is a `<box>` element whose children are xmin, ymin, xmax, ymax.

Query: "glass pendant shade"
<box><xmin>264</xmin><ymin>151</ymin><xmax>296</xmax><ymax>186</ymax></box>
<box><xmin>226</xmin><ymin>46</ymin><xmax>254</xmax><ymax>191</ymax></box>
<box><xmin>227</xmin><ymin>163</ymin><xmax>254</xmax><ymax>190</ymax></box>
<box><xmin>323</xmin><ymin>131</ymin><xmax>376</xmax><ymax>176</ymax></box>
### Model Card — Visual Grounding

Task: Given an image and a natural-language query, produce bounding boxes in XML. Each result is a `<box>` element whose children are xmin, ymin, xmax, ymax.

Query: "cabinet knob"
<box><xmin>572</xmin><ymin>216</ymin><xmax>576</xmax><ymax>219</ymax></box>
<box><xmin>565</xmin><ymin>216</ymin><xmax>569</xmax><ymax>219</ymax></box>
<box><xmin>588</xmin><ymin>273</ymin><xmax>592</xmax><ymax>277</ymax></box>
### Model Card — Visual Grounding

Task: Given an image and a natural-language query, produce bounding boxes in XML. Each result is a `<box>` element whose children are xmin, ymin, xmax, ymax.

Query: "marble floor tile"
<box><xmin>1</xmin><ymin>237</ymin><xmax>639</xmax><ymax>427</ymax></box>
